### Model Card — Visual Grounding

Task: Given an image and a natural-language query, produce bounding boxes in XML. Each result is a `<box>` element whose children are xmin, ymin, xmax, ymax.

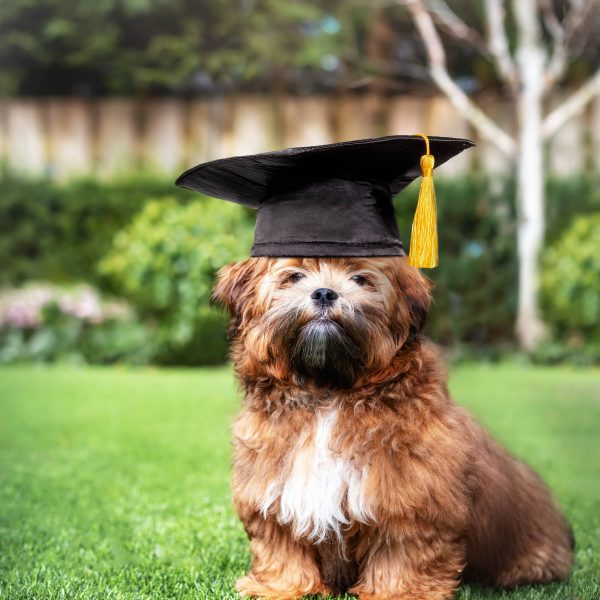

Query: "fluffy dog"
<box><xmin>213</xmin><ymin>256</ymin><xmax>573</xmax><ymax>600</ymax></box>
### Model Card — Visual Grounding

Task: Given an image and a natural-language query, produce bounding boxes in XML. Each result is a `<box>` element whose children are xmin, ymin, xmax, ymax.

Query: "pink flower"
<box><xmin>0</xmin><ymin>284</ymin><xmax>132</xmax><ymax>331</ymax></box>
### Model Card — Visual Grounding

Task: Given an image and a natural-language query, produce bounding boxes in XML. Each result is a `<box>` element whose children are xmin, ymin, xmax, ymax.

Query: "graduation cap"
<box><xmin>175</xmin><ymin>134</ymin><xmax>474</xmax><ymax>268</ymax></box>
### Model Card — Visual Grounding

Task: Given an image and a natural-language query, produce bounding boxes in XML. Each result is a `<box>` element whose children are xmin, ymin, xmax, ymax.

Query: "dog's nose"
<box><xmin>311</xmin><ymin>287</ymin><xmax>338</xmax><ymax>306</ymax></box>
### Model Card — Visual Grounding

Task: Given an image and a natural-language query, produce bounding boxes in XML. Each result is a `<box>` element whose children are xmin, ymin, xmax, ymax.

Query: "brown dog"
<box><xmin>213</xmin><ymin>256</ymin><xmax>573</xmax><ymax>600</ymax></box>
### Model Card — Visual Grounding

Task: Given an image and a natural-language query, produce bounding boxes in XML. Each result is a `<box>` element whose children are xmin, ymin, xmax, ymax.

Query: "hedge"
<box><xmin>2</xmin><ymin>173</ymin><xmax>599</xmax><ymax>363</ymax></box>
<box><xmin>0</xmin><ymin>175</ymin><xmax>198</xmax><ymax>285</ymax></box>
<box><xmin>99</xmin><ymin>198</ymin><xmax>254</xmax><ymax>364</ymax></box>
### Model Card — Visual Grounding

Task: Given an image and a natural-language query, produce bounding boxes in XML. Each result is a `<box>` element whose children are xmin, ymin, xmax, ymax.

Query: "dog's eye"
<box><xmin>285</xmin><ymin>272</ymin><xmax>305</xmax><ymax>284</ymax></box>
<box><xmin>351</xmin><ymin>274</ymin><xmax>368</xmax><ymax>286</ymax></box>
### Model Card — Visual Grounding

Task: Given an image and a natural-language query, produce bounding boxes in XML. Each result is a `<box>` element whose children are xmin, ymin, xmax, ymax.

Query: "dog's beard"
<box><xmin>290</xmin><ymin>316</ymin><xmax>363</xmax><ymax>389</ymax></box>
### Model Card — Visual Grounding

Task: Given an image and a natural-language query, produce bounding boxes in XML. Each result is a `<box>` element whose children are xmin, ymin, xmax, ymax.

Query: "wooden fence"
<box><xmin>0</xmin><ymin>93</ymin><xmax>598</xmax><ymax>180</ymax></box>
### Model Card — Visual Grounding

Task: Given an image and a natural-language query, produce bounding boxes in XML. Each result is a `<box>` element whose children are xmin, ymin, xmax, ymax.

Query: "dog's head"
<box><xmin>212</xmin><ymin>257</ymin><xmax>431</xmax><ymax>389</ymax></box>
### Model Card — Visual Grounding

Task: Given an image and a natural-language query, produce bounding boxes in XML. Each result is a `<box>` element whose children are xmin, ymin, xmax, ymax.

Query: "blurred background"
<box><xmin>1</xmin><ymin>0</ymin><xmax>599</xmax><ymax>367</ymax></box>
<box><xmin>1</xmin><ymin>3</ymin><xmax>600</xmax><ymax>599</ymax></box>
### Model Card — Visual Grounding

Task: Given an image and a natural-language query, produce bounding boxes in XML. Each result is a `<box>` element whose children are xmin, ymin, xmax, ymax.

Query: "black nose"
<box><xmin>311</xmin><ymin>287</ymin><xmax>338</xmax><ymax>306</ymax></box>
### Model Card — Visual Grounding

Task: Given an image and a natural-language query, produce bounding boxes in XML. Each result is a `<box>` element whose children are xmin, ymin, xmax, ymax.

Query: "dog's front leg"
<box><xmin>236</xmin><ymin>515</ymin><xmax>331</xmax><ymax>599</ymax></box>
<box><xmin>349</xmin><ymin>523</ymin><xmax>465</xmax><ymax>600</ymax></box>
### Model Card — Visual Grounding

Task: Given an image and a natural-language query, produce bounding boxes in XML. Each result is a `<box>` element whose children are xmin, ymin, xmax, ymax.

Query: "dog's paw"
<box><xmin>354</xmin><ymin>595</ymin><xmax>453</xmax><ymax>600</ymax></box>
<box><xmin>236</xmin><ymin>574</ymin><xmax>332</xmax><ymax>599</ymax></box>
<box><xmin>351</xmin><ymin>588</ymin><xmax>455</xmax><ymax>600</ymax></box>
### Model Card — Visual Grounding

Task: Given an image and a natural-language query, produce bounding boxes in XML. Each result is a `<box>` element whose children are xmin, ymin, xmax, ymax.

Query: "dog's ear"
<box><xmin>212</xmin><ymin>259</ymin><xmax>257</xmax><ymax>336</ymax></box>
<box><xmin>399</xmin><ymin>263</ymin><xmax>433</xmax><ymax>335</ymax></box>
<box><xmin>212</xmin><ymin>260</ymin><xmax>252</xmax><ymax>312</ymax></box>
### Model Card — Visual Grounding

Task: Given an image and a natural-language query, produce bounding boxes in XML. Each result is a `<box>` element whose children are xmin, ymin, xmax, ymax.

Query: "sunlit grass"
<box><xmin>0</xmin><ymin>364</ymin><xmax>598</xmax><ymax>599</ymax></box>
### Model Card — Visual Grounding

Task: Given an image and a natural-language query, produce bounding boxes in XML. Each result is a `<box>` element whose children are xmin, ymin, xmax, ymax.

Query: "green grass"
<box><xmin>0</xmin><ymin>364</ymin><xmax>599</xmax><ymax>600</ymax></box>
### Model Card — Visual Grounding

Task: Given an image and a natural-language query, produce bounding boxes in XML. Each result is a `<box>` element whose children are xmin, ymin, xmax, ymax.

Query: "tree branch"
<box><xmin>426</xmin><ymin>0</ymin><xmax>488</xmax><ymax>55</ymax></box>
<box><xmin>484</xmin><ymin>0</ymin><xmax>519</xmax><ymax>94</ymax></box>
<box><xmin>542</xmin><ymin>67</ymin><xmax>600</xmax><ymax>139</ymax></box>
<box><xmin>564</xmin><ymin>0</ymin><xmax>594</xmax><ymax>47</ymax></box>
<box><xmin>540</xmin><ymin>0</ymin><xmax>567</xmax><ymax>91</ymax></box>
<box><xmin>540</xmin><ymin>0</ymin><xmax>595</xmax><ymax>92</ymax></box>
<box><xmin>399</xmin><ymin>0</ymin><xmax>516</xmax><ymax>156</ymax></box>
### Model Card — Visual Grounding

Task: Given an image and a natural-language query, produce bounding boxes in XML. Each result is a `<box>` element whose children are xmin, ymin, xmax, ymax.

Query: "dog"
<box><xmin>212</xmin><ymin>256</ymin><xmax>574</xmax><ymax>599</ymax></box>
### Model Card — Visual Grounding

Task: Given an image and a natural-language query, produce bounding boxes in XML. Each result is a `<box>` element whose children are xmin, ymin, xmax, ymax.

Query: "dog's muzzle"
<box><xmin>292</xmin><ymin>317</ymin><xmax>362</xmax><ymax>389</ymax></box>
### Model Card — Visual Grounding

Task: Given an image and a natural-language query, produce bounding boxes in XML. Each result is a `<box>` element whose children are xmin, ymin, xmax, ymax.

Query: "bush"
<box><xmin>99</xmin><ymin>198</ymin><xmax>254</xmax><ymax>364</ymax></box>
<box><xmin>0</xmin><ymin>175</ymin><xmax>197</xmax><ymax>285</ymax></box>
<box><xmin>538</xmin><ymin>177</ymin><xmax>600</xmax><ymax>365</ymax></box>
<box><xmin>153</xmin><ymin>307</ymin><xmax>230</xmax><ymax>366</ymax></box>
<box><xmin>3</xmin><ymin>173</ymin><xmax>600</xmax><ymax>362</ymax></box>
<box><xmin>396</xmin><ymin>175</ymin><xmax>518</xmax><ymax>346</ymax></box>
<box><xmin>397</xmin><ymin>174</ymin><xmax>600</xmax><ymax>349</ymax></box>
<box><xmin>0</xmin><ymin>283</ymin><xmax>154</xmax><ymax>364</ymax></box>
<box><xmin>530</xmin><ymin>340</ymin><xmax>600</xmax><ymax>367</ymax></box>
<box><xmin>546</xmin><ymin>176</ymin><xmax>600</xmax><ymax>241</ymax></box>
<box><xmin>540</xmin><ymin>213</ymin><xmax>600</xmax><ymax>362</ymax></box>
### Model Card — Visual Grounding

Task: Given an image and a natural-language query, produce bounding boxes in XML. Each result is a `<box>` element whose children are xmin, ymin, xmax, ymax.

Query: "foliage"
<box><xmin>538</xmin><ymin>213</ymin><xmax>600</xmax><ymax>364</ymax></box>
<box><xmin>0</xmin><ymin>283</ymin><xmax>153</xmax><ymax>364</ymax></box>
<box><xmin>396</xmin><ymin>175</ymin><xmax>518</xmax><ymax>346</ymax></box>
<box><xmin>0</xmin><ymin>364</ymin><xmax>599</xmax><ymax>598</ymax></box>
<box><xmin>0</xmin><ymin>174</ymin><xmax>197</xmax><ymax>286</ymax></box>
<box><xmin>541</xmin><ymin>213</ymin><xmax>600</xmax><ymax>335</ymax></box>
<box><xmin>394</xmin><ymin>174</ymin><xmax>600</xmax><ymax>352</ymax></box>
<box><xmin>531</xmin><ymin>340</ymin><xmax>600</xmax><ymax>367</ymax></box>
<box><xmin>0</xmin><ymin>0</ymin><xmax>349</xmax><ymax>96</ymax></box>
<box><xmin>153</xmin><ymin>307</ymin><xmax>231</xmax><ymax>367</ymax></box>
<box><xmin>2</xmin><ymin>174</ymin><xmax>600</xmax><ymax>364</ymax></box>
<box><xmin>2</xmin><ymin>1</ymin><xmax>598</xmax><ymax>96</ymax></box>
<box><xmin>99</xmin><ymin>198</ymin><xmax>254</xmax><ymax>362</ymax></box>
<box><xmin>545</xmin><ymin>176</ymin><xmax>600</xmax><ymax>240</ymax></box>
<box><xmin>536</xmin><ymin>205</ymin><xmax>600</xmax><ymax>366</ymax></box>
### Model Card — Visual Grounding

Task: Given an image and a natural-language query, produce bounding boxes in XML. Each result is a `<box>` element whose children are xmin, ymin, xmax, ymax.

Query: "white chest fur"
<box><xmin>260</xmin><ymin>408</ymin><xmax>371</xmax><ymax>542</ymax></box>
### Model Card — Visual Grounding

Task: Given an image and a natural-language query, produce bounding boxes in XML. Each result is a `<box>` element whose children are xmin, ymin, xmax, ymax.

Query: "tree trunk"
<box><xmin>513</xmin><ymin>0</ymin><xmax>547</xmax><ymax>350</ymax></box>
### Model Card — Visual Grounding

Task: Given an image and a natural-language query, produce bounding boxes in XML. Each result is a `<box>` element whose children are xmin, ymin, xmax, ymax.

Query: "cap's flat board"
<box><xmin>176</xmin><ymin>135</ymin><xmax>475</xmax><ymax>207</ymax></box>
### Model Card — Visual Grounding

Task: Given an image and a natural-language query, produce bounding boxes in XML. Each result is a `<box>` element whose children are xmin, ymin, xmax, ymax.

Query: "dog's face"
<box><xmin>213</xmin><ymin>257</ymin><xmax>431</xmax><ymax>389</ymax></box>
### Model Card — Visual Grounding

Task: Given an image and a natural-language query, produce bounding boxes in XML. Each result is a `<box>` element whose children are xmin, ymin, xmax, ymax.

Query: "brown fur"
<box><xmin>213</xmin><ymin>257</ymin><xmax>573</xmax><ymax>599</ymax></box>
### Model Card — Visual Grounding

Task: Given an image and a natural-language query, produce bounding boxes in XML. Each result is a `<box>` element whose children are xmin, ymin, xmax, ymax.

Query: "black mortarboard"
<box><xmin>175</xmin><ymin>135</ymin><xmax>474</xmax><ymax>266</ymax></box>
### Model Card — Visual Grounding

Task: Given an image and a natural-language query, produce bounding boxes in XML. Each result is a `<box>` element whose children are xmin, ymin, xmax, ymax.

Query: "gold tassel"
<box><xmin>408</xmin><ymin>133</ymin><xmax>438</xmax><ymax>268</ymax></box>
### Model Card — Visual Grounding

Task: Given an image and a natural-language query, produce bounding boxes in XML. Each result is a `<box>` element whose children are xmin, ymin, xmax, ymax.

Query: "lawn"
<box><xmin>0</xmin><ymin>364</ymin><xmax>599</xmax><ymax>600</ymax></box>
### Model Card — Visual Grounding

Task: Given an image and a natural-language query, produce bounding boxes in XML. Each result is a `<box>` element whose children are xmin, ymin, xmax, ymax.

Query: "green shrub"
<box><xmin>0</xmin><ymin>175</ymin><xmax>197</xmax><ymax>285</ymax></box>
<box><xmin>396</xmin><ymin>176</ymin><xmax>518</xmax><ymax>346</ymax></box>
<box><xmin>537</xmin><ymin>178</ymin><xmax>600</xmax><ymax>364</ymax></box>
<box><xmin>546</xmin><ymin>176</ymin><xmax>600</xmax><ymax>241</ymax></box>
<box><xmin>99</xmin><ymin>198</ymin><xmax>254</xmax><ymax>364</ymax></box>
<box><xmin>541</xmin><ymin>213</ymin><xmax>600</xmax><ymax>345</ymax></box>
<box><xmin>3</xmin><ymin>173</ymin><xmax>600</xmax><ymax>362</ymax></box>
<box><xmin>530</xmin><ymin>340</ymin><xmax>600</xmax><ymax>367</ymax></box>
<box><xmin>153</xmin><ymin>307</ymin><xmax>230</xmax><ymax>366</ymax></box>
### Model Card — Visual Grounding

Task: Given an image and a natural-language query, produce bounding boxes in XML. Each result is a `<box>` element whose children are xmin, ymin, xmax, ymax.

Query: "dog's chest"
<box><xmin>260</xmin><ymin>407</ymin><xmax>371</xmax><ymax>542</ymax></box>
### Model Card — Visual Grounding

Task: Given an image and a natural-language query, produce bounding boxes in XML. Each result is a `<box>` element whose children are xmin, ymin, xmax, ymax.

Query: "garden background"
<box><xmin>1</xmin><ymin>1</ymin><xmax>599</xmax><ymax>599</ymax></box>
